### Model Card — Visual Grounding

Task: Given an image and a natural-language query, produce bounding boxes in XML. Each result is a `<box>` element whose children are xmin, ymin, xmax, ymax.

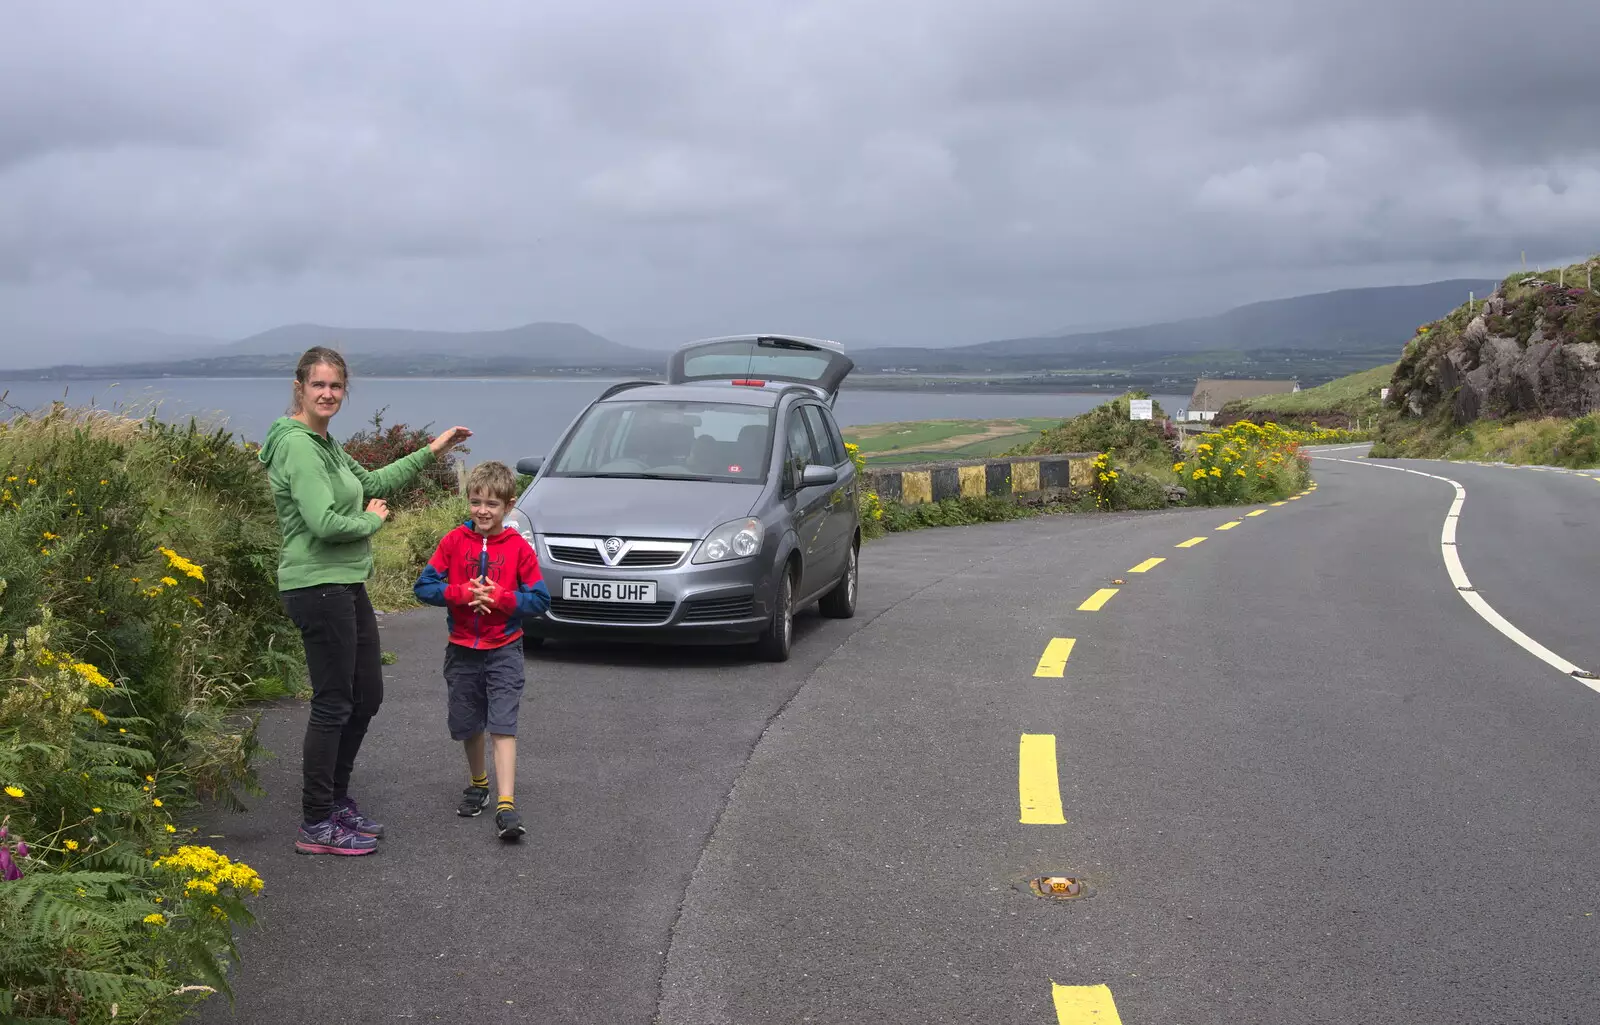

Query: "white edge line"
<box><xmin>1316</xmin><ymin>455</ymin><xmax>1597</xmax><ymax>692</ymax></box>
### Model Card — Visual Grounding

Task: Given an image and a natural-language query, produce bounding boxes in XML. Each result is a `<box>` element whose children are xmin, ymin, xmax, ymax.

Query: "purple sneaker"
<box><xmin>332</xmin><ymin>796</ymin><xmax>386</xmax><ymax>839</ymax></box>
<box><xmin>295</xmin><ymin>818</ymin><xmax>378</xmax><ymax>856</ymax></box>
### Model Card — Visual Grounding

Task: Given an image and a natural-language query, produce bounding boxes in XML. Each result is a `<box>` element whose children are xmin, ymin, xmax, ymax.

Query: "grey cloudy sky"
<box><xmin>3</xmin><ymin>0</ymin><xmax>1598</xmax><ymax>351</ymax></box>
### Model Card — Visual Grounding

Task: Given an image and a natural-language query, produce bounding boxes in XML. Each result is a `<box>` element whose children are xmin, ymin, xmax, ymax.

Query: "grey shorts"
<box><xmin>442</xmin><ymin>642</ymin><xmax>525</xmax><ymax>740</ymax></box>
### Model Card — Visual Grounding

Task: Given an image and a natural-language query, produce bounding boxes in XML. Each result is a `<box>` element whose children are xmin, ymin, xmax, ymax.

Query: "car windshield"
<box><xmin>546</xmin><ymin>399</ymin><xmax>773</xmax><ymax>483</ymax></box>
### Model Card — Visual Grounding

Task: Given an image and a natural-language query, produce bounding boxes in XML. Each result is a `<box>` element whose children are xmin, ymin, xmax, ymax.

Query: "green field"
<box><xmin>1232</xmin><ymin>362</ymin><xmax>1395</xmax><ymax>417</ymax></box>
<box><xmin>843</xmin><ymin>417</ymin><xmax>1061</xmax><ymax>464</ymax></box>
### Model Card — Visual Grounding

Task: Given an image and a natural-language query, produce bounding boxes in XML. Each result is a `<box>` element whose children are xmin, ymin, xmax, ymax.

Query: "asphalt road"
<box><xmin>198</xmin><ymin>448</ymin><xmax>1600</xmax><ymax>1024</ymax></box>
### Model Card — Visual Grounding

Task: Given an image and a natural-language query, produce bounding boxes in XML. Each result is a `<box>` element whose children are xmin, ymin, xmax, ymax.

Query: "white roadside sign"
<box><xmin>1129</xmin><ymin>398</ymin><xmax>1153</xmax><ymax>421</ymax></box>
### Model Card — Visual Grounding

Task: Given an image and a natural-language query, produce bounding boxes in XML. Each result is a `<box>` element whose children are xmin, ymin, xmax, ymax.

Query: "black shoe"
<box><xmin>457</xmin><ymin>785</ymin><xmax>490</xmax><ymax>817</ymax></box>
<box><xmin>495</xmin><ymin>807</ymin><xmax>526</xmax><ymax>841</ymax></box>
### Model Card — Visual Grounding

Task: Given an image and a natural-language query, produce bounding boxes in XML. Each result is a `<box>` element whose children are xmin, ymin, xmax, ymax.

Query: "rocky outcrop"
<box><xmin>1390</xmin><ymin>262</ymin><xmax>1600</xmax><ymax>423</ymax></box>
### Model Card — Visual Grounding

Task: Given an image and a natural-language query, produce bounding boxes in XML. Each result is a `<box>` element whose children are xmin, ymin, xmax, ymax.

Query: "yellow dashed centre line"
<box><xmin>1288</xmin><ymin>496</ymin><xmax>1302</xmax><ymax>500</ymax></box>
<box><xmin>1052</xmin><ymin>982</ymin><xmax>1123</xmax><ymax>1023</ymax></box>
<box><xmin>1034</xmin><ymin>637</ymin><xmax>1076</xmax><ymax>678</ymax></box>
<box><xmin>1215</xmin><ymin>520</ymin><xmax>1242</xmax><ymax>530</ymax></box>
<box><xmin>1019</xmin><ymin>734</ymin><xmax>1066</xmax><ymax>824</ymax></box>
<box><xmin>1246</xmin><ymin>509</ymin><xmax>1266</xmax><ymax>517</ymax></box>
<box><xmin>1128</xmin><ymin>557</ymin><xmax>1165</xmax><ymax>573</ymax></box>
<box><xmin>1271</xmin><ymin>501</ymin><xmax>1287</xmax><ymax>506</ymax></box>
<box><xmin>1078</xmin><ymin>588</ymin><xmax>1119</xmax><ymax>611</ymax></box>
<box><xmin>1175</xmin><ymin>536</ymin><xmax>1206</xmax><ymax>548</ymax></box>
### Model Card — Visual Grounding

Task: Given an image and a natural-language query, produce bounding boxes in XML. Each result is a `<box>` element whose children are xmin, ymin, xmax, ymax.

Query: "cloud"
<box><xmin>1</xmin><ymin>0</ymin><xmax>1597</xmax><ymax>348</ymax></box>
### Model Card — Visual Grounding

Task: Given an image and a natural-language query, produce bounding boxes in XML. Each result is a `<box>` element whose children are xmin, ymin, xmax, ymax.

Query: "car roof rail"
<box><xmin>770</xmin><ymin>383</ymin><xmax>833</xmax><ymax>405</ymax></box>
<box><xmin>595</xmin><ymin>380</ymin><xmax>663</xmax><ymax>401</ymax></box>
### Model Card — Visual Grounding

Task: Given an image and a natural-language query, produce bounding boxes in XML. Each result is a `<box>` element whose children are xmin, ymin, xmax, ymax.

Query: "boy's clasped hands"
<box><xmin>467</xmin><ymin>575</ymin><xmax>501</xmax><ymax>614</ymax></box>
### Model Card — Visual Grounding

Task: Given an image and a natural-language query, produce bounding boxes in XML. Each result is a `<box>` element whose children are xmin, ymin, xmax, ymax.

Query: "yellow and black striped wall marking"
<box><xmin>863</xmin><ymin>453</ymin><xmax>1092</xmax><ymax>506</ymax></box>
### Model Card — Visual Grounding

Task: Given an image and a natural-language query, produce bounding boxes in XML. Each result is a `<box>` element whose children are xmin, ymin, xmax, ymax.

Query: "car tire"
<box><xmin>522</xmin><ymin>633</ymin><xmax>546</xmax><ymax>654</ymax></box>
<box><xmin>755</xmin><ymin>566</ymin><xmax>795</xmax><ymax>663</ymax></box>
<box><xmin>818</xmin><ymin>539</ymin><xmax>858</xmax><ymax>619</ymax></box>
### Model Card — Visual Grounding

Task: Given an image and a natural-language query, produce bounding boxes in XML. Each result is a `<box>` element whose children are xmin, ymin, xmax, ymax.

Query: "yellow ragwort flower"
<box><xmin>152</xmin><ymin>798</ymin><xmax>163</xmax><ymax>808</ymax></box>
<box><xmin>158</xmin><ymin>546</ymin><xmax>206</xmax><ymax>582</ymax></box>
<box><xmin>64</xmin><ymin>839</ymin><xmax>79</xmax><ymax>851</ymax></box>
<box><xmin>72</xmin><ymin>662</ymin><xmax>114</xmax><ymax>688</ymax></box>
<box><xmin>144</xmin><ymin>913</ymin><xmax>167</xmax><ymax>926</ymax></box>
<box><xmin>4</xmin><ymin>785</ymin><xmax>23</xmax><ymax>799</ymax></box>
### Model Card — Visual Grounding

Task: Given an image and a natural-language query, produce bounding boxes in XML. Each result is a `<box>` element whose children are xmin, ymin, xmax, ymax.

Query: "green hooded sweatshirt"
<box><xmin>258</xmin><ymin>416</ymin><xmax>437</xmax><ymax>592</ymax></box>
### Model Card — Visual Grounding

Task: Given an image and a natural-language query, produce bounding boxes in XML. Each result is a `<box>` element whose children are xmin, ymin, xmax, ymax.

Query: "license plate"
<box><xmin>563</xmin><ymin>578</ymin><xmax>658</xmax><ymax>603</ymax></box>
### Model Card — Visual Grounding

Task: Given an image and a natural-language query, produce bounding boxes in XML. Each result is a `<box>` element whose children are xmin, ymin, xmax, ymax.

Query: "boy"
<box><xmin>414</xmin><ymin>461</ymin><xmax>550</xmax><ymax>841</ymax></box>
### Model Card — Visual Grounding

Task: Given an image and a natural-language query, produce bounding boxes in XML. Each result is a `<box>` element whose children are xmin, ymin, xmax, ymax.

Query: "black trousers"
<box><xmin>282</xmin><ymin>583</ymin><xmax>384</xmax><ymax>825</ymax></box>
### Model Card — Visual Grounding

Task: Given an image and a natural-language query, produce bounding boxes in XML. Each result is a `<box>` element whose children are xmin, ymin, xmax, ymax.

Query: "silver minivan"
<box><xmin>506</xmin><ymin>335</ymin><xmax>860</xmax><ymax>661</ymax></box>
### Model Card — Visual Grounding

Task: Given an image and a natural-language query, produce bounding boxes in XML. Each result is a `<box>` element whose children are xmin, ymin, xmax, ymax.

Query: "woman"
<box><xmin>258</xmin><ymin>346</ymin><xmax>471</xmax><ymax>855</ymax></box>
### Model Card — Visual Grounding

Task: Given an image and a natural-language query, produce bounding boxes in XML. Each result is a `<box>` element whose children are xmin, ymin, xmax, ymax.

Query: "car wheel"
<box><xmin>755</xmin><ymin>566</ymin><xmax>794</xmax><ymax>662</ymax></box>
<box><xmin>818</xmin><ymin>540</ymin><xmax>858</xmax><ymax>619</ymax></box>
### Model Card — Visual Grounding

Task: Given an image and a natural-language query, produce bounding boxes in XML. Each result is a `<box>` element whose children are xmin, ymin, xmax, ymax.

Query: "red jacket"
<box><xmin>413</xmin><ymin>522</ymin><xmax>551</xmax><ymax>649</ymax></box>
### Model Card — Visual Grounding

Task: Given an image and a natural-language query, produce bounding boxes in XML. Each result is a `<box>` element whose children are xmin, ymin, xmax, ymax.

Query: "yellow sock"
<box><xmin>471</xmin><ymin>773</ymin><xmax>488</xmax><ymax>789</ymax></box>
<box><xmin>497</xmin><ymin>796</ymin><xmax>514</xmax><ymax>810</ymax></box>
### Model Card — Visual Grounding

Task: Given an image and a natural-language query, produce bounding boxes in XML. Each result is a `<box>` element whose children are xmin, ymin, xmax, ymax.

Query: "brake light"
<box><xmin>732</xmin><ymin>379</ymin><xmax>766</xmax><ymax>387</ymax></box>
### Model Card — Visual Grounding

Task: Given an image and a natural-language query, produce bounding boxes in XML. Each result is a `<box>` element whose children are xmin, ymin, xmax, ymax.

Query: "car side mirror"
<box><xmin>799</xmin><ymin>463</ymin><xmax>838</xmax><ymax>487</ymax></box>
<box><xmin>515</xmin><ymin>456</ymin><xmax>544</xmax><ymax>476</ymax></box>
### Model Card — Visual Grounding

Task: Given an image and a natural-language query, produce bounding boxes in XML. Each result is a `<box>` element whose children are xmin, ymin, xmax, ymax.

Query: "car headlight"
<box><xmin>504</xmin><ymin>507</ymin><xmax>535</xmax><ymax>546</ymax></box>
<box><xmin>693</xmin><ymin>517</ymin><xmax>763</xmax><ymax>564</ymax></box>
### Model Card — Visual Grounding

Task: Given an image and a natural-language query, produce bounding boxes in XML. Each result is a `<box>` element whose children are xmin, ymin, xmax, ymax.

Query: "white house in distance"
<box><xmin>1184</xmin><ymin>377</ymin><xmax>1300</xmax><ymax>422</ymax></box>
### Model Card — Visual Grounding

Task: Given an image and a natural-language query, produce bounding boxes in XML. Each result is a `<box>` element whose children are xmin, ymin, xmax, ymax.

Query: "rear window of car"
<box><xmin>680</xmin><ymin>340</ymin><xmax>834</xmax><ymax>381</ymax></box>
<box><xmin>547</xmin><ymin>400</ymin><xmax>774</xmax><ymax>482</ymax></box>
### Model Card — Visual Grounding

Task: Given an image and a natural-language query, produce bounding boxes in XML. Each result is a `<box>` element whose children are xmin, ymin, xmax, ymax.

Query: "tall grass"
<box><xmin>1372</xmin><ymin>411</ymin><xmax>1600</xmax><ymax>467</ymax></box>
<box><xmin>0</xmin><ymin>403</ymin><xmax>283</xmax><ymax>1023</ymax></box>
<box><xmin>368</xmin><ymin>497</ymin><xmax>471</xmax><ymax>611</ymax></box>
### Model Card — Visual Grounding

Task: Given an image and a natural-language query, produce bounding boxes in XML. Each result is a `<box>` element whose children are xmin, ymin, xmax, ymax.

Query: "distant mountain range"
<box><xmin>218</xmin><ymin>321</ymin><xmax>634</xmax><ymax>363</ymax></box>
<box><xmin>2</xmin><ymin>278</ymin><xmax>1496</xmax><ymax>380</ymax></box>
<box><xmin>846</xmin><ymin>279</ymin><xmax>1496</xmax><ymax>371</ymax></box>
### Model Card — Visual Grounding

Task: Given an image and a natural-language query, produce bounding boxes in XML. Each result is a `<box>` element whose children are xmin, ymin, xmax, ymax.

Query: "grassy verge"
<box><xmin>1</xmin><ymin>405</ymin><xmax>282</xmax><ymax>1023</ymax></box>
<box><xmin>1218</xmin><ymin>363</ymin><xmax>1394</xmax><ymax>431</ymax></box>
<box><xmin>1370</xmin><ymin>409</ymin><xmax>1600</xmax><ymax>466</ymax></box>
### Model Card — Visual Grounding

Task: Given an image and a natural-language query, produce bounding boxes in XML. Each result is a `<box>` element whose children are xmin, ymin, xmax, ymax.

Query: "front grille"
<box><xmin>548</xmin><ymin>544</ymin><xmax>605</xmax><ymax>565</ymax></box>
<box><xmin>618</xmin><ymin>549</ymin><xmax>685</xmax><ymax>568</ymax></box>
<box><xmin>548</xmin><ymin>597</ymin><xmax>675</xmax><ymax>625</ymax></box>
<box><xmin>544</xmin><ymin>537</ymin><xmax>690</xmax><ymax>569</ymax></box>
<box><xmin>683</xmin><ymin>595</ymin><xmax>757</xmax><ymax>622</ymax></box>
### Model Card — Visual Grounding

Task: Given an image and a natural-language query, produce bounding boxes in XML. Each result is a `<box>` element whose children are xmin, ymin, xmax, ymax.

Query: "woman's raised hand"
<box><xmin>366</xmin><ymin>498</ymin><xmax>390</xmax><ymax>521</ymax></box>
<box><xmin>429</xmin><ymin>426</ymin><xmax>473</xmax><ymax>457</ymax></box>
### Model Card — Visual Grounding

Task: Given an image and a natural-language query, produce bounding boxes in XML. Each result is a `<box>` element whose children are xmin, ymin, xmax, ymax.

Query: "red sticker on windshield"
<box><xmin>728</xmin><ymin>465</ymin><xmax>742</xmax><ymax>473</ymax></box>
